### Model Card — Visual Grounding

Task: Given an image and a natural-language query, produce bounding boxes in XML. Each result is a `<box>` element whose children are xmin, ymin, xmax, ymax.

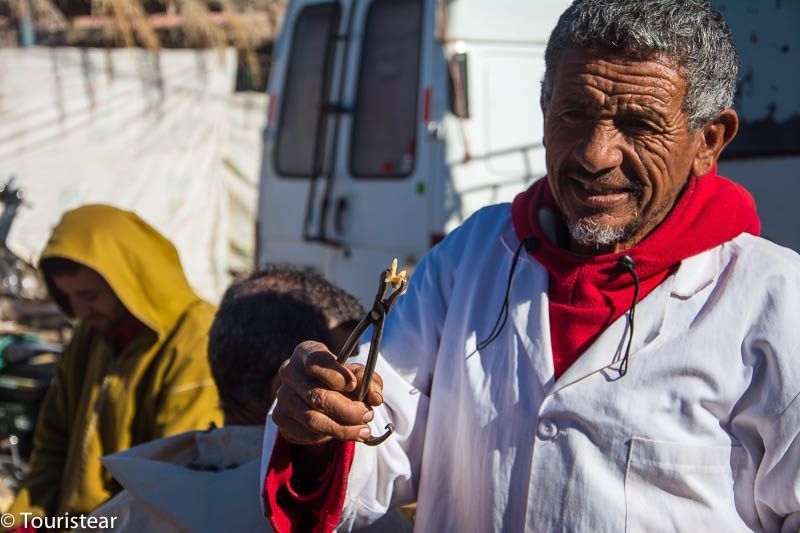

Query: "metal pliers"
<box><xmin>336</xmin><ymin>264</ymin><xmax>407</xmax><ymax>446</ymax></box>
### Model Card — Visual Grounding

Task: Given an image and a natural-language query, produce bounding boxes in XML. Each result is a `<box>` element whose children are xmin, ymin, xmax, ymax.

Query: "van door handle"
<box><xmin>334</xmin><ymin>196</ymin><xmax>349</xmax><ymax>235</ymax></box>
<box><xmin>427</xmin><ymin>120</ymin><xmax>443</xmax><ymax>139</ymax></box>
<box><xmin>323</xmin><ymin>103</ymin><xmax>353</xmax><ymax>114</ymax></box>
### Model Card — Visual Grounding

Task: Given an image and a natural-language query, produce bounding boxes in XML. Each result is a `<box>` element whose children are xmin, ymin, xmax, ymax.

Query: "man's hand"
<box><xmin>273</xmin><ymin>340</ymin><xmax>384</xmax><ymax>445</ymax></box>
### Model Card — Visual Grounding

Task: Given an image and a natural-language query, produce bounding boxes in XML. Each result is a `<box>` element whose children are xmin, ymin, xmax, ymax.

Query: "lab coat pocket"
<box><xmin>624</xmin><ymin>437</ymin><xmax>748</xmax><ymax>533</ymax></box>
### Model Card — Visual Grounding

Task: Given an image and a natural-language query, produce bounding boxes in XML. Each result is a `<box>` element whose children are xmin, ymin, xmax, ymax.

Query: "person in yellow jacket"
<box><xmin>6</xmin><ymin>204</ymin><xmax>223</xmax><ymax>527</ymax></box>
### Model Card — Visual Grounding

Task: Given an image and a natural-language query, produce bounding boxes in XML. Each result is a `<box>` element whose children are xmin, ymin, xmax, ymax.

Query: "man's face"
<box><xmin>543</xmin><ymin>47</ymin><xmax>704</xmax><ymax>254</ymax></box>
<box><xmin>51</xmin><ymin>266</ymin><xmax>128</xmax><ymax>333</ymax></box>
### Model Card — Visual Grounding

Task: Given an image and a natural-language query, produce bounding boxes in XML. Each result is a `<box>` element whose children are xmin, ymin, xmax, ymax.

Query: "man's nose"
<box><xmin>71</xmin><ymin>298</ymin><xmax>90</xmax><ymax>319</ymax></box>
<box><xmin>575</xmin><ymin>123</ymin><xmax>623</xmax><ymax>174</ymax></box>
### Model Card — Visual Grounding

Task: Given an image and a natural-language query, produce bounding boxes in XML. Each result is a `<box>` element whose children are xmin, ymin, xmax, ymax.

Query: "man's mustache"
<box><xmin>565</xmin><ymin>168</ymin><xmax>643</xmax><ymax>192</ymax></box>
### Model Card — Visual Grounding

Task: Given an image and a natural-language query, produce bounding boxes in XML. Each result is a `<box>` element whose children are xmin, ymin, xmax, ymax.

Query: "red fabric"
<box><xmin>264</xmin><ymin>435</ymin><xmax>356</xmax><ymax>533</ymax></box>
<box><xmin>105</xmin><ymin>313</ymin><xmax>147</xmax><ymax>354</ymax></box>
<box><xmin>511</xmin><ymin>168</ymin><xmax>760</xmax><ymax>378</ymax></box>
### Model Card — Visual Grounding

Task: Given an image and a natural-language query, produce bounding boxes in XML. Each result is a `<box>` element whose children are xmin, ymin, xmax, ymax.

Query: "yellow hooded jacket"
<box><xmin>8</xmin><ymin>205</ymin><xmax>223</xmax><ymax>522</ymax></box>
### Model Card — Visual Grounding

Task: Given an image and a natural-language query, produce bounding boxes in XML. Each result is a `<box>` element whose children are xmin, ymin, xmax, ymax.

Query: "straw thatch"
<box><xmin>0</xmin><ymin>0</ymin><xmax>283</xmax><ymax>89</ymax></box>
<box><xmin>1</xmin><ymin>0</ymin><xmax>283</xmax><ymax>49</ymax></box>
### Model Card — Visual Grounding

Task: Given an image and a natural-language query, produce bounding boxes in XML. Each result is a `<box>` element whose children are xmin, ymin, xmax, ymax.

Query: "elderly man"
<box><xmin>263</xmin><ymin>1</ymin><xmax>800</xmax><ymax>532</ymax></box>
<box><xmin>7</xmin><ymin>205</ymin><xmax>222</xmax><ymax>526</ymax></box>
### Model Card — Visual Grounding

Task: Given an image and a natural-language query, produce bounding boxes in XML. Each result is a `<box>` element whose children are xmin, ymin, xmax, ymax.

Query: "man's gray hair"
<box><xmin>542</xmin><ymin>0</ymin><xmax>739</xmax><ymax>130</ymax></box>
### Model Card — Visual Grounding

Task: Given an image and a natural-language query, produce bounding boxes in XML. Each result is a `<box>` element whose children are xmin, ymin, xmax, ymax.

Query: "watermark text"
<box><xmin>1</xmin><ymin>512</ymin><xmax>118</xmax><ymax>529</ymax></box>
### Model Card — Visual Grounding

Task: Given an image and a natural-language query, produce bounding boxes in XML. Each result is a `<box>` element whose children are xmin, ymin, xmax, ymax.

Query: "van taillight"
<box><xmin>422</xmin><ymin>87</ymin><xmax>431</xmax><ymax>123</ymax></box>
<box><xmin>268</xmin><ymin>93</ymin><xmax>280</xmax><ymax>125</ymax></box>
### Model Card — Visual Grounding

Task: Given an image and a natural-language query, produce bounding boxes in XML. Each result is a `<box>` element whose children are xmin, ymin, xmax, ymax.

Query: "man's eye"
<box><xmin>617</xmin><ymin>117</ymin><xmax>657</xmax><ymax>133</ymax></box>
<box><xmin>80</xmin><ymin>292</ymin><xmax>99</xmax><ymax>302</ymax></box>
<box><xmin>560</xmin><ymin>109</ymin><xmax>588</xmax><ymax>122</ymax></box>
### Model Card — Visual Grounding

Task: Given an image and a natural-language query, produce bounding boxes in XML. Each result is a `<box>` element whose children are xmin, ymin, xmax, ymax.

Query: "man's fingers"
<box><xmin>272</xmin><ymin>387</ymin><xmax>324</xmax><ymax>445</ymax></box>
<box><xmin>273</xmin><ymin>386</ymin><xmax>328</xmax><ymax>445</ymax></box>
<box><xmin>296</xmin><ymin>341</ymin><xmax>357</xmax><ymax>392</ymax></box>
<box><xmin>274</xmin><ymin>385</ymin><xmax>372</xmax><ymax>442</ymax></box>
<box><xmin>283</xmin><ymin>370</ymin><xmax>372</xmax><ymax>426</ymax></box>
<box><xmin>273</xmin><ymin>341</ymin><xmax>385</xmax><ymax>444</ymax></box>
<box><xmin>274</xmin><ymin>414</ymin><xmax>331</xmax><ymax>446</ymax></box>
<box><xmin>349</xmin><ymin>365</ymin><xmax>384</xmax><ymax>407</ymax></box>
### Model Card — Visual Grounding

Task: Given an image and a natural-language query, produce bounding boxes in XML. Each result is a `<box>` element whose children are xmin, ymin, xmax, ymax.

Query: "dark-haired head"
<box><xmin>208</xmin><ymin>264</ymin><xmax>364</xmax><ymax>426</ymax></box>
<box><xmin>40</xmin><ymin>256</ymin><xmax>83</xmax><ymax>278</ymax></box>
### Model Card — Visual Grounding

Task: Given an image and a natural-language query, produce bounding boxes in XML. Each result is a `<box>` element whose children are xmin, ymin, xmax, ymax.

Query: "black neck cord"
<box><xmin>616</xmin><ymin>255</ymin><xmax>639</xmax><ymax>377</ymax></box>
<box><xmin>476</xmin><ymin>241</ymin><xmax>640</xmax><ymax>378</ymax></box>
<box><xmin>477</xmin><ymin>237</ymin><xmax>536</xmax><ymax>351</ymax></box>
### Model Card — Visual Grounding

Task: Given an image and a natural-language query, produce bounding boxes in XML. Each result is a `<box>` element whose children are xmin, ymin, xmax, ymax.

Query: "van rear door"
<box><xmin>259</xmin><ymin>0</ymin><xmax>345</xmax><ymax>273</ymax></box>
<box><xmin>260</xmin><ymin>0</ymin><xmax>438</xmax><ymax>302</ymax></box>
<box><xmin>324</xmin><ymin>0</ymin><xmax>438</xmax><ymax>300</ymax></box>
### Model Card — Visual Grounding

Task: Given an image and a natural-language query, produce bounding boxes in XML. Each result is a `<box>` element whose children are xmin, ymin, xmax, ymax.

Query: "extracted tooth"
<box><xmin>386</xmin><ymin>258</ymin><xmax>397</xmax><ymax>284</ymax></box>
<box><xmin>385</xmin><ymin>259</ymin><xmax>407</xmax><ymax>288</ymax></box>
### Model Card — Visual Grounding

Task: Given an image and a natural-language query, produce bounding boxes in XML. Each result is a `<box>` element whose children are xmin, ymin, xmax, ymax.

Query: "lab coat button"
<box><xmin>537</xmin><ymin>419</ymin><xmax>558</xmax><ymax>439</ymax></box>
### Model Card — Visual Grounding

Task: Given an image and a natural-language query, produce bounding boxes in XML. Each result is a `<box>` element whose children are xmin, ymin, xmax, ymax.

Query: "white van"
<box><xmin>256</xmin><ymin>0</ymin><xmax>571</xmax><ymax>302</ymax></box>
<box><xmin>257</xmin><ymin>0</ymin><xmax>800</xmax><ymax>303</ymax></box>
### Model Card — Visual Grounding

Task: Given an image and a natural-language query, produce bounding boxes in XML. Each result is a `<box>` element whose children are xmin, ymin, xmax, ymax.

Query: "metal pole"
<box><xmin>18</xmin><ymin>0</ymin><xmax>36</xmax><ymax>48</ymax></box>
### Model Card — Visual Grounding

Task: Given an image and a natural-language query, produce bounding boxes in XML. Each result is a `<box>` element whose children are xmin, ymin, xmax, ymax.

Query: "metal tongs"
<box><xmin>336</xmin><ymin>259</ymin><xmax>407</xmax><ymax>446</ymax></box>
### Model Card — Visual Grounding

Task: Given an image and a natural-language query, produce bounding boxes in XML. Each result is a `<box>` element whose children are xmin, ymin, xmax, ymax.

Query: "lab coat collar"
<box><xmin>501</xmin><ymin>226</ymin><xmax>722</xmax><ymax>393</ymax></box>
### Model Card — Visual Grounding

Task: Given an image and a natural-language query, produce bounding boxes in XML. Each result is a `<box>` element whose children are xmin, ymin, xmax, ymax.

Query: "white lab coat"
<box><xmin>261</xmin><ymin>204</ymin><xmax>800</xmax><ymax>532</ymax></box>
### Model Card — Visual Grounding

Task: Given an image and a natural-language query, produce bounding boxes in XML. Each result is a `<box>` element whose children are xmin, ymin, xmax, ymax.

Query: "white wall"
<box><xmin>0</xmin><ymin>47</ymin><xmax>266</xmax><ymax>301</ymax></box>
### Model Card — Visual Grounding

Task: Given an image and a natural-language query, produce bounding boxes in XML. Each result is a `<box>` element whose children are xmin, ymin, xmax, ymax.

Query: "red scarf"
<box><xmin>510</xmin><ymin>167</ymin><xmax>760</xmax><ymax>378</ymax></box>
<box><xmin>106</xmin><ymin>314</ymin><xmax>147</xmax><ymax>354</ymax></box>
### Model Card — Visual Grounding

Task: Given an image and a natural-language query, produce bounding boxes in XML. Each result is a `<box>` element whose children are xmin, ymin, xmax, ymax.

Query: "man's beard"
<box><xmin>567</xmin><ymin>214</ymin><xmax>640</xmax><ymax>248</ymax></box>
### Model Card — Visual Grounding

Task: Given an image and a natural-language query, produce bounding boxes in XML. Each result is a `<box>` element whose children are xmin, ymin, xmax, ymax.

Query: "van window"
<box><xmin>275</xmin><ymin>3</ymin><xmax>341</xmax><ymax>177</ymax></box>
<box><xmin>350</xmin><ymin>0</ymin><xmax>423</xmax><ymax>178</ymax></box>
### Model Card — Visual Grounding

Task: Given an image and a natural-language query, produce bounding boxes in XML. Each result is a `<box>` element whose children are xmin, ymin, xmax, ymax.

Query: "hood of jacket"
<box><xmin>40</xmin><ymin>204</ymin><xmax>200</xmax><ymax>338</ymax></box>
<box><xmin>100</xmin><ymin>426</ymin><xmax>264</xmax><ymax>530</ymax></box>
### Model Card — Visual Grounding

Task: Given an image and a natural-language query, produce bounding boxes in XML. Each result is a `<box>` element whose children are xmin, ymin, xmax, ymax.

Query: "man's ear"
<box><xmin>540</xmin><ymin>96</ymin><xmax>549</xmax><ymax>147</ymax></box>
<box><xmin>691</xmin><ymin>108</ymin><xmax>739</xmax><ymax>176</ymax></box>
<box><xmin>329</xmin><ymin>323</ymin><xmax>355</xmax><ymax>354</ymax></box>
